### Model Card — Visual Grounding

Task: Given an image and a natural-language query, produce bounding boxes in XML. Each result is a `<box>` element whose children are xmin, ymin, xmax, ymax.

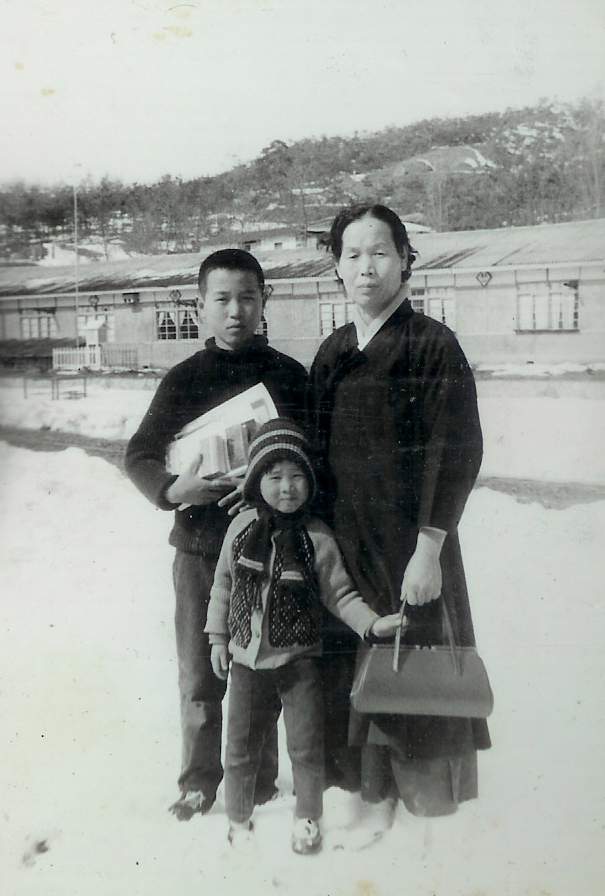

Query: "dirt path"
<box><xmin>477</xmin><ymin>475</ymin><xmax>605</xmax><ymax>509</ymax></box>
<box><xmin>0</xmin><ymin>425</ymin><xmax>128</xmax><ymax>470</ymax></box>
<box><xmin>1</xmin><ymin>425</ymin><xmax>605</xmax><ymax>509</ymax></box>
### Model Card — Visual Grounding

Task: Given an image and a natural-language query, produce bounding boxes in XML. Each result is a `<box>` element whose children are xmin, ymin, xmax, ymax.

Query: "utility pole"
<box><xmin>73</xmin><ymin>182</ymin><xmax>79</xmax><ymax>346</ymax></box>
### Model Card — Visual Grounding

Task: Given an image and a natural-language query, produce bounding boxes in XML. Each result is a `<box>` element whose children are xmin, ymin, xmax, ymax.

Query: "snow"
<box><xmin>1</xmin><ymin>376</ymin><xmax>604</xmax><ymax>484</ymax></box>
<box><xmin>40</xmin><ymin>240</ymin><xmax>135</xmax><ymax>266</ymax></box>
<box><xmin>478</xmin><ymin>397</ymin><xmax>605</xmax><ymax>484</ymax></box>
<box><xmin>0</xmin><ymin>382</ymin><xmax>152</xmax><ymax>441</ymax></box>
<box><xmin>471</xmin><ymin>148</ymin><xmax>496</xmax><ymax>169</ymax></box>
<box><xmin>476</xmin><ymin>362</ymin><xmax>605</xmax><ymax>378</ymax></box>
<box><xmin>0</xmin><ymin>382</ymin><xmax>604</xmax><ymax>895</ymax></box>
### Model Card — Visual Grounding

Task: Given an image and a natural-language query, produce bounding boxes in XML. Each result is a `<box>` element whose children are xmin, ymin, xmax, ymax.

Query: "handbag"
<box><xmin>350</xmin><ymin>599</ymin><xmax>494</xmax><ymax>718</ymax></box>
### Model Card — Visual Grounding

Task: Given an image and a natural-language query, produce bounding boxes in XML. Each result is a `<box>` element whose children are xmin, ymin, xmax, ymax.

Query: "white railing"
<box><xmin>101</xmin><ymin>345</ymin><xmax>139</xmax><ymax>369</ymax></box>
<box><xmin>52</xmin><ymin>345</ymin><xmax>101</xmax><ymax>371</ymax></box>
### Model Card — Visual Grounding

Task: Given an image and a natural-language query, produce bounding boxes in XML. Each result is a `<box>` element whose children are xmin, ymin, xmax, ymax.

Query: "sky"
<box><xmin>1</xmin><ymin>0</ymin><xmax>604</xmax><ymax>187</ymax></box>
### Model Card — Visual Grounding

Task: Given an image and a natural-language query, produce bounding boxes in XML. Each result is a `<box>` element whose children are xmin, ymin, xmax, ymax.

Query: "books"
<box><xmin>166</xmin><ymin>383</ymin><xmax>278</xmax><ymax>481</ymax></box>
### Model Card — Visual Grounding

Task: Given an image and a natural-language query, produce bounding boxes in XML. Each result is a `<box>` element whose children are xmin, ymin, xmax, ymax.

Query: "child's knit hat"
<box><xmin>242</xmin><ymin>418</ymin><xmax>316</xmax><ymax>506</ymax></box>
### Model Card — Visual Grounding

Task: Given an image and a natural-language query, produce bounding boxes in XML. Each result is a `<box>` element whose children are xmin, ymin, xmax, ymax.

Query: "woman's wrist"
<box><xmin>416</xmin><ymin>526</ymin><xmax>447</xmax><ymax>557</ymax></box>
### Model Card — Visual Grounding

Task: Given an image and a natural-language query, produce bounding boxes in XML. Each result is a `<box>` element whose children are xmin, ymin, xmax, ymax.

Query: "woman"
<box><xmin>309</xmin><ymin>204</ymin><xmax>490</xmax><ymax>818</ymax></box>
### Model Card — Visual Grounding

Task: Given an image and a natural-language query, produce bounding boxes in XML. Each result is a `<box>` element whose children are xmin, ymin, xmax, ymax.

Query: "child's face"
<box><xmin>260</xmin><ymin>460</ymin><xmax>309</xmax><ymax>514</ymax></box>
<box><xmin>198</xmin><ymin>268</ymin><xmax>265</xmax><ymax>351</ymax></box>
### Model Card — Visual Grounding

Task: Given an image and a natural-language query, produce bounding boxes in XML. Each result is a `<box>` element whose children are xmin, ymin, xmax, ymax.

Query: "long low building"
<box><xmin>0</xmin><ymin>217</ymin><xmax>603</xmax><ymax>370</ymax></box>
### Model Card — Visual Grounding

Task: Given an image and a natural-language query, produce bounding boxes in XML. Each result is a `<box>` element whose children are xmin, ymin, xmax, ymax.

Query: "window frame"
<box><xmin>410</xmin><ymin>287</ymin><xmax>456</xmax><ymax>331</ymax></box>
<box><xmin>155</xmin><ymin>305</ymin><xmax>200</xmax><ymax>341</ymax></box>
<box><xmin>318</xmin><ymin>295</ymin><xmax>355</xmax><ymax>336</ymax></box>
<box><xmin>20</xmin><ymin>309</ymin><xmax>58</xmax><ymax>339</ymax></box>
<box><xmin>516</xmin><ymin>280</ymin><xmax>579</xmax><ymax>333</ymax></box>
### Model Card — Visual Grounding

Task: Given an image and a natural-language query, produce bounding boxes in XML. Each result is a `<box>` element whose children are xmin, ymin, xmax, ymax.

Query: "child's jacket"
<box><xmin>205</xmin><ymin>508</ymin><xmax>379</xmax><ymax>670</ymax></box>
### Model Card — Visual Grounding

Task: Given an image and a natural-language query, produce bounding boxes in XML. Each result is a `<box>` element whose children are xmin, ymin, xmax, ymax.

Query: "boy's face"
<box><xmin>260</xmin><ymin>460</ymin><xmax>309</xmax><ymax>514</ymax></box>
<box><xmin>198</xmin><ymin>268</ymin><xmax>265</xmax><ymax>351</ymax></box>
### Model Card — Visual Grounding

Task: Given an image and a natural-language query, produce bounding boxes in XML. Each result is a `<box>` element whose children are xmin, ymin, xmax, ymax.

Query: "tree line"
<box><xmin>0</xmin><ymin>97</ymin><xmax>603</xmax><ymax>260</ymax></box>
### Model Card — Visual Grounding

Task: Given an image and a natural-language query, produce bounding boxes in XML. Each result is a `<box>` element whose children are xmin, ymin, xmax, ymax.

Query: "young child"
<box><xmin>205</xmin><ymin>419</ymin><xmax>400</xmax><ymax>854</ymax></box>
<box><xmin>125</xmin><ymin>250</ymin><xmax>307</xmax><ymax>821</ymax></box>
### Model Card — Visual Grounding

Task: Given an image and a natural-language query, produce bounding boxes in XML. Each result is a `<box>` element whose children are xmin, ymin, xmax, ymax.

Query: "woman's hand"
<box><xmin>370</xmin><ymin>613</ymin><xmax>406</xmax><ymax>638</ymax></box>
<box><xmin>400</xmin><ymin>528</ymin><xmax>445</xmax><ymax>606</ymax></box>
<box><xmin>210</xmin><ymin>644</ymin><xmax>230</xmax><ymax>680</ymax></box>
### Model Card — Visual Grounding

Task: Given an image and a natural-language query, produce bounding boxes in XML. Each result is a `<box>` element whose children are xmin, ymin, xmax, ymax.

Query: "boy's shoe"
<box><xmin>291</xmin><ymin>818</ymin><xmax>322</xmax><ymax>855</ymax></box>
<box><xmin>168</xmin><ymin>791</ymin><xmax>214</xmax><ymax>821</ymax></box>
<box><xmin>228</xmin><ymin>820</ymin><xmax>255</xmax><ymax>848</ymax></box>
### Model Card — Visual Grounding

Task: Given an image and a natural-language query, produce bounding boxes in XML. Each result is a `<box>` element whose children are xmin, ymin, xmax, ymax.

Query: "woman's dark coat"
<box><xmin>309</xmin><ymin>299</ymin><xmax>491</xmax><ymax>766</ymax></box>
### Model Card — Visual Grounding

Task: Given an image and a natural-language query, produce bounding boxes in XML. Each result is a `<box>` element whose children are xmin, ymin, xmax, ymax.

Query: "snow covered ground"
<box><xmin>0</xmin><ymin>381</ymin><xmax>604</xmax><ymax>895</ymax></box>
<box><xmin>476</xmin><ymin>362</ymin><xmax>605</xmax><ymax>378</ymax></box>
<box><xmin>1</xmin><ymin>376</ymin><xmax>604</xmax><ymax>484</ymax></box>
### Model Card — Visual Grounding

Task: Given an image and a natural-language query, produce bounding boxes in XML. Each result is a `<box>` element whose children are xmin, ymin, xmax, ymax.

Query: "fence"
<box><xmin>101</xmin><ymin>345</ymin><xmax>139</xmax><ymax>369</ymax></box>
<box><xmin>52</xmin><ymin>345</ymin><xmax>139</xmax><ymax>371</ymax></box>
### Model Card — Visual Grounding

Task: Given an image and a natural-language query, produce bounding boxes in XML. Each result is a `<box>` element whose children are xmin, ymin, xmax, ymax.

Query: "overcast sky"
<box><xmin>1</xmin><ymin>0</ymin><xmax>604</xmax><ymax>187</ymax></box>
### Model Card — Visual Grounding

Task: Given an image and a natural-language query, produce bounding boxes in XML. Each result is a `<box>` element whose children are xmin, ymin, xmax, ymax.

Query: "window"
<box><xmin>157</xmin><ymin>310</ymin><xmax>178</xmax><ymax>340</ymax></box>
<box><xmin>410</xmin><ymin>288</ymin><xmax>426</xmax><ymax>314</ymax></box>
<box><xmin>319</xmin><ymin>298</ymin><xmax>355</xmax><ymax>335</ymax></box>
<box><xmin>428</xmin><ymin>294</ymin><xmax>456</xmax><ymax>330</ymax></box>
<box><xmin>411</xmin><ymin>287</ymin><xmax>456</xmax><ymax>330</ymax></box>
<box><xmin>20</xmin><ymin>310</ymin><xmax>58</xmax><ymax>339</ymax></box>
<box><xmin>156</xmin><ymin>308</ymin><xmax>199</xmax><ymax>341</ymax></box>
<box><xmin>179</xmin><ymin>309</ymin><xmax>199</xmax><ymax>340</ymax></box>
<box><xmin>516</xmin><ymin>282</ymin><xmax>579</xmax><ymax>332</ymax></box>
<box><xmin>274</xmin><ymin>242</ymin><xmax>283</xmax><ymax>250</ymax></box>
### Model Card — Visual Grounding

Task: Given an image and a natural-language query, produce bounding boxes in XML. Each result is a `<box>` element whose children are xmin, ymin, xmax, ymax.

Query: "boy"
<box><xmin>205</xmin><ymin>419</ymin><xmax>400</xmax><ymax>854</ymax></box>
<box><xmin>125</xmin><ymin>250</ymin><xmax>308</xmax><ymax>820</ymax></box>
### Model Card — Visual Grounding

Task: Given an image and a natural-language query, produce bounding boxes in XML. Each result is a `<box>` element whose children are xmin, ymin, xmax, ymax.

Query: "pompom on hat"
<box><xmin>242</xmin><ymin>418</ymin><xmax>316</xmax><ymax>507</ymax></box>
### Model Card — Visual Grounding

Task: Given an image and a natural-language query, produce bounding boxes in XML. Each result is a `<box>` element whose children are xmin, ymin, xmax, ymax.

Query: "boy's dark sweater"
<box><xmin>124</xmin><ymin>336</ymin><xmax>308</xmax><ymax>557</ymax></box>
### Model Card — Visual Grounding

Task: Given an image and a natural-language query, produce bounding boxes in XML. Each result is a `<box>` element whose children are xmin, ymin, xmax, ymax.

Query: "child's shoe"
<box><xmin>168</xmin><ymin>790</ymin><xmax>214</xmax><ymax>821</ymax></box>
<box><xmin>291</xmin><ymin>818</ymin><xmax>322</xmax><ymax>855</ymax></box>
<box><xmin>228</xmin><ymin>819</ymin><xmax>255</xmax><ymax>848</ymax></box>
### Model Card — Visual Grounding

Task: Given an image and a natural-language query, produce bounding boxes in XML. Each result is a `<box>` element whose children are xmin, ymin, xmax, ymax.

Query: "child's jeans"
<box><xmin>225</xmin><ymin>658</ymin><xmax>325</xmax><ymax>824</ymax></box>
<box><xmin>173</xmin><ymin>550</ymin><xmax>279</xmax><ymax>801</ymax></box>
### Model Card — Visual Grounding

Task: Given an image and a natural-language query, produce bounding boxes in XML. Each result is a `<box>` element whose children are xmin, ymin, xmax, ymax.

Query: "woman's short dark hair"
<box><xmin>326</xmin><ymin>204</ymin><xmax>417</xmax><ymax>282</ymax></box>
<box><xmin>198</xmin><ymin>248</ymin><xmax>265</xmax><ymax>294</ymax></box>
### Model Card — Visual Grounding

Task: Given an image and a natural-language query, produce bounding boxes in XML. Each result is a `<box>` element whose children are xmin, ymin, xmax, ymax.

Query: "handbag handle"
<box><xmin>392</xmin><ymin>597</ymin><xmax>461</xmax><ymax>676</ymax></box>
<box><xmin>392</xmin><ymin>601</ymin><xmax>407</xmax><ymax>672</ymax></box>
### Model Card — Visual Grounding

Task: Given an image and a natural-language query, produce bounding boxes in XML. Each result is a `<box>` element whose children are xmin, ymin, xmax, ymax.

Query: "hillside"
<box><xmin>0</xmin><ymin>97</ymin><xmax>603</xmax><ymax>260</ymax></box>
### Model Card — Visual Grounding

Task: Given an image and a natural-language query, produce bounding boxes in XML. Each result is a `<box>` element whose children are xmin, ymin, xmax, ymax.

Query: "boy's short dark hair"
<box><xmin>197</xmin><ymin>248</ymin><xmax>265</xmax><ymax>295</ymax></box>
<box><xmin>326</xmin><ymin>204</ymin><xmax>417</xmax><ymax>283</ymax></box>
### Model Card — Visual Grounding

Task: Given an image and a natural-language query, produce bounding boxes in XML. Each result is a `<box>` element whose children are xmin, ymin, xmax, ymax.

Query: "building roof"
<box><xmin>0</xmin><ymin>218</ymin><xmax>603</xmax><ymax>298</ymax></box>
<box><xmin>0</xmin><ymin>247</ymin><xmax>336</xmax><ymax>297</ymax></box>
<box><xmin>411</xmin><ymin>218</ymin><xmax>605</xmax><ymax>270</ymax></box>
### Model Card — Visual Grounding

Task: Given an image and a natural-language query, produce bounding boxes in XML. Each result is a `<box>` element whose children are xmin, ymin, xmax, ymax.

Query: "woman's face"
<box><xmin>335</xmin><ymin>215</ymin><xmax>408</xmax><ymax>321</ymax></box>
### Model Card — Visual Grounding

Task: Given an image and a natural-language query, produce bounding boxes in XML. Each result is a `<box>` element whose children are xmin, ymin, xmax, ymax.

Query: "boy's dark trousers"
<box><xmin>173</xmin><ymin>551</ymin><xmax>279</xmax><ymax>802</ymax></box>
<box><xmin>225</xmin><ymin>658</ymin><xmax>325</xmax><ymax>824</ymax></box>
